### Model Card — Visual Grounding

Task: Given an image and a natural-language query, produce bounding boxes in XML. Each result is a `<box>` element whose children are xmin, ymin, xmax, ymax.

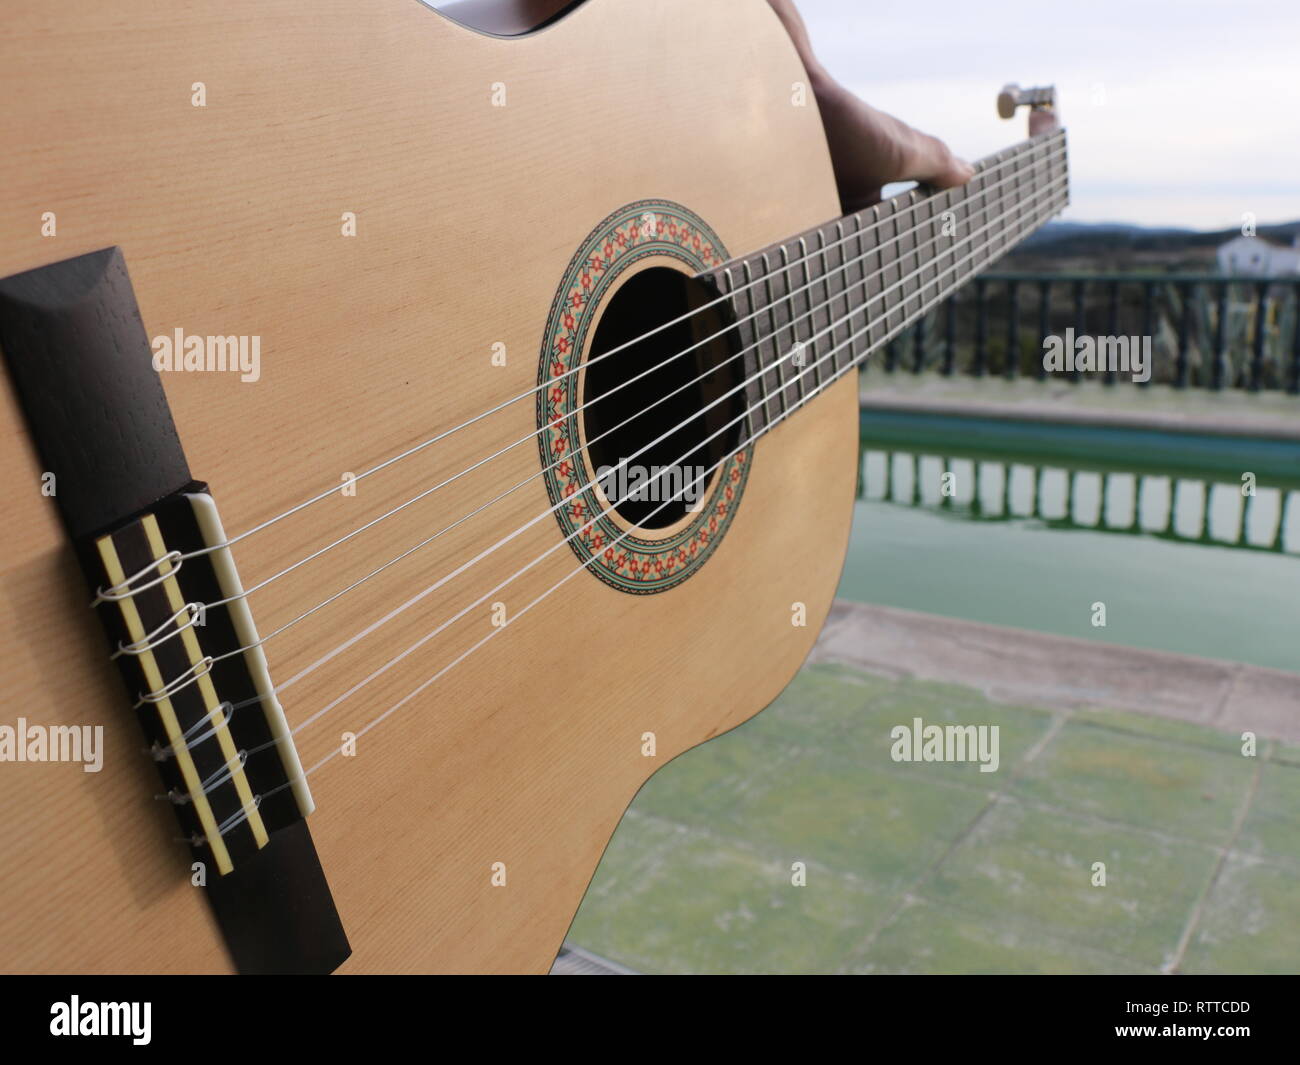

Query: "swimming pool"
<box><xmin>837</xmin><ymin>442</ymin><xmax>1300</xmax><ymax>673</ymax></box>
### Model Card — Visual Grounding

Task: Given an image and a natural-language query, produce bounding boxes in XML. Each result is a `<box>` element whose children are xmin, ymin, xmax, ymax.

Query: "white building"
<box><xmin>1217</xmin><ymin>234</ymin><xmax>1300</xmax><ymax>276</ymax></box>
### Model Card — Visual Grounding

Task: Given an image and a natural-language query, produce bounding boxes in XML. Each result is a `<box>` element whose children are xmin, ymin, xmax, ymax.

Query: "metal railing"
<box><xmin>870</xmin><ymin>273</ymin><xmax>1300</xmax><ymax>392</ymax></box>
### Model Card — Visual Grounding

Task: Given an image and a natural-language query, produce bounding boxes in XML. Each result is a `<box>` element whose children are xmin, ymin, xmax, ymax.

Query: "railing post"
<box><xmin>1175</xmin><ymin>281</ymin><xmax>1192</xmax><ymax>388</ymax></box>
<box><xmin>912</xmin><ymin>316</ymin><xmax>926</xmax><ymax>374</ymax></box>
<box><xmin>885</xmin><ymin>335</ymin><xmax>900</xmax><ymax>372</ymax></box>
<box><xmin>974</xmin><ymin>279</ymin><xmax>988</xmax><ymax>376</ymax></box>
<box><xmin>1072</xmin><ymin>280</ymin><xmax>1086</xmax><ymax>382</ymax></box>
<box><xmin>1140</xmin><ymin>280</ymin><xmax>1155</xmax><ymax>388</ymax></box>
<box><xmin>1290</xmin><ymin>282</ymin><xmax>1300</xmax><ymax>395</ymax></box>
<box><xmin>1104</xmin><ymin>280</ymin><xmax>1120</xmax><ymax>385</ymax></box>
<box><xmin>1212</xmin><ymin>281</ymin><xmax>1230</xmax><ymax>390</ymax></box>
<box><xmin>1005</xmin><ymin>280</ymin><xmax>1020</xmax><ymax>379</ymax></box>
<box><xmin>1250</xmin><ymin>281</ymin><xmax>1269</xmax><ymax>391</ymax></box>
<box><xmin>1036</xmin><ymin>280</ymin><xmax>1051</xmax><ymax>380</ymax></box>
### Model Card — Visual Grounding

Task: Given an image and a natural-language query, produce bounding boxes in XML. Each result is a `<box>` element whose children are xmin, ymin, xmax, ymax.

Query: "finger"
<box><xmin>907</xmin><ymin>131</ymin><xmax>974</xmax><ymax>188</ymax></box>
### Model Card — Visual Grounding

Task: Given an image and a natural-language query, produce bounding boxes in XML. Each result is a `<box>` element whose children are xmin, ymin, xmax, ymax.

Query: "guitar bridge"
<box><xmin>0</xmin><ymin>247</ymin><xmax>350</xmax><ymax>974</ymax></box>
<box><xmin>91</xmin><ymin>489</ymin><xmax>313</xmax><ymax>875</ymax></box>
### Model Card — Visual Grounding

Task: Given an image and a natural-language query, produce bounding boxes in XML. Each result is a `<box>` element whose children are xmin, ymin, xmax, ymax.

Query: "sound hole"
<box><xmin>583</xmin><ymin>267</ymin><xmax>744</xmax><ymax>530</ymax></box>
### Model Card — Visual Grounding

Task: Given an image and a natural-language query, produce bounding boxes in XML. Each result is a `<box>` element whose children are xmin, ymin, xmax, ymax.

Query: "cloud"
<box><xmin>798</xmin><ymin>0</ymin><xmax>1300</xmax><ymax>228</ymax></box>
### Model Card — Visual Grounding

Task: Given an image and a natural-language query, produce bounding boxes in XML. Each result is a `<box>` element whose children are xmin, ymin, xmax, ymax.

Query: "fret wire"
<box><xmin>844</xmin><ymin>215</ymin><xmax>866</xmax><ymax>369</ymax></box>
<box><xmin>831</xmin><ymin>220</ymin><xmax>850</xmax><ymax>377</ymax></box>
<box><xmin>906</xmin><ymin>196</ymin><xmax>923</xmax><ymax>326</ymax></box>
<box><xmin>739</xmin><ymin>260</ymin><xmax>773</xmax><ymax>435</ymax></box>
<box><xmin>778</xmin><ymin>244</ymin><xmax>807</xmax><ymax>408</ymax></box>
<box><xmin>860</xmin><ymin>205</ymin><xmax>880</xmax><ymax>360</ymax></box>
<box><xmin>815</xmin><ymin>226</ymin><xmax>834</xmax><ymax>369</ymax></box>
<box><xmin>883</xmin><ymin>199</ymin><xmax>902</xmax><ymax>345</ymax></box>
<box><xmin>796</xmin><ymin>237</ymin><xmax>821</xmax><ymax>395</ymax></box>
<box><xmin>759</xmin><ymin>252</ymin><xmax>788</xmax><ymax>424</ymax></box>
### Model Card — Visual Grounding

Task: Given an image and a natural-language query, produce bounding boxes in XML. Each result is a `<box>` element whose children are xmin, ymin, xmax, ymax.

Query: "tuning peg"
<box><xmin>997</xmin><ymin>83</ymin><xmax>1059</xmax><ymax>133</ymax></box>
<box><xmin>997</xmin><ymin>83</ymin><xmax>1056</xmax><ymax>119</ymax></box>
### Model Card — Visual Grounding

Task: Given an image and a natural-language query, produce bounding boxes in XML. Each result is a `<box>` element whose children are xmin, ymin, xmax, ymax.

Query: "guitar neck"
<box><xmin>708</xmin><ymin>128</ymin><xmax>1069</xmax><ymax>432</ymax></box>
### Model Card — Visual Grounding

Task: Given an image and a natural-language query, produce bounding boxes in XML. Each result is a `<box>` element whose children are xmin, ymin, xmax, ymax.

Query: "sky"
<box><xmin>796</xmin><ymin>0</ymin><xmax>1299</xmax><ymax>231</ymax></box>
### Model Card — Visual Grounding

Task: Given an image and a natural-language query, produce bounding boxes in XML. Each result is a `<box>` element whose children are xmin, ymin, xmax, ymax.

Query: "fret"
<box><xmin>721</xmin><ymin>265</ymin><xmax>766</xmax><ymax>436</ymax></box>
<box><xmin>830</xmin><ymin>221</ymin><xmax>852</xmax><ymax>376</ymax></box>
<box><xmin>795</xmin><ymin>237</ymin><xmax>821</xmax><ymax>394</ymax></box>
<box><xmin>840</xmin><ymin>214</ymin><xmax>866</xmax><ymax>363</ymax></box>
<box><xmin>759</xmin><ymin>252</ymin><xmax>789</xmax><ymax>423</ymax></box>
<box><xmin>779</xmin><ymin>243</ymin><xmax>807</xmax><ymax>407</ymax></box>
<box><xmin>813</xmin><ymin>224</ymin><xmax>836</xmax><ymax>375</ymax></box>
<box><xmin>984</xmin><ymin>148</ymin><xmax>1014</xmax><ymax>264</ymax></box>
<box><xmin>975</xmin><ymin>151</ymin><xmax>1002</xmax><ymax>278</ymax></box>
<box><xmin>880</xmin><ymin>200</ymin><xmax>903</xmax><ymax>347</ymax></box>
<box><xmin>822</xmin><ymin>220</ymin><xmax>847</xmax><ymax>375</ymax></box>
<box><xmin>897</xmin><ymin>194</ymin><xmax>922</xmax><ymax>339</ymax></box>
<box><xmin>717</xmin><ymin>267</ymin><xmax>752</xmax><ymax>434</ymax></box>
<box><xmin>933</xmin><ymin>185</ymin><xmax>960</xmax><ymax>332</ymax></box>
<box><xmin>857</xmin><ymin>206</ymin><xmax>882</xmax><ymax>369</ymax></box>
<box><xmin>739</xmin><ymin>260</ymin><xmax>776</xmax><ymax>433</ymax></box>
<box><xmin>916</xmin><ymin>193</ymin><xmax>943</xmax><ymax>365</ymax></box>
<box><xmin>814</xmin><ymin>226</ymin><xmax>834</xmax><ymax>357</ymax></box>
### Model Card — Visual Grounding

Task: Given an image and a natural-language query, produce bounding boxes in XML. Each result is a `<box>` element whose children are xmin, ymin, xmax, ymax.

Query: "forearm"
<box><xmin>765</xmin><ymin>0</ymin><xmax>971</xmax><ymax>208</ymax></box>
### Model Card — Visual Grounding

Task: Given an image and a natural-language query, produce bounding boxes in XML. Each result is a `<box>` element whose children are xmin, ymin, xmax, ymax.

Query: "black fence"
<box><xmin>873</xmin><ymin>273</ymin><xmax>1300</xmax><ymax>392</ymax></box>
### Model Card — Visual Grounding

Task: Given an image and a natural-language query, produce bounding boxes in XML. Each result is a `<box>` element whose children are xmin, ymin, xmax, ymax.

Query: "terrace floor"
<box><xmin>562</xmin><ymin>602</ymin><xmax>1300</xmax><ymax>974</ymax></box>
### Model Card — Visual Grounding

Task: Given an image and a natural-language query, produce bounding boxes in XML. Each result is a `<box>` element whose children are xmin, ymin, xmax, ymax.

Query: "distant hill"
<box><xmin>1005</xmin><ymin>219</ymin><xmax>1300</xmax><ymax>272</ymax></box>
<box><xmin>1016</xmin><ymin>219</ymin><xmax>1300</xmax><ymax>257</ymax></box>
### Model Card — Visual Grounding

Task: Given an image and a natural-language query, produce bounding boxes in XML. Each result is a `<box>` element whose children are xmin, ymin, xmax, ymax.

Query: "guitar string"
<box><xmin>274</xmin><ymin>168</ymin><xmax>1065</xmax><ymax>734</ymax></box>
<box><xmin>204</xmin><ymin>167</ymin><xmax>1065</xmax><ymax>839</ymax></box>
<box><xmin>179</xmin><ymin>157</ymin><xmax>1063</xmax><ymax>697</ymax></box>
<box><xmin>189</xmin><ymin>144</ymin><xmax>1065</xmax><ymax>651</ymax></box>
<box><xmin>157</xmin><ymin>164</ymin><xmax>1065</xmax><ymax>732</ymax></box>
<box><xmin>177</xmin><ymin>168</ymin><xmax>1065</xmax><ymax>834</ymax></box>
<box><xmin>158</xmin><ymin>135</ymin><xmax>1060</xmax><ymax>564</ymax></box>
<box><xmin>120</xmin><ymin>142</ymin><xmax>1063</xmax><ymax>678</ymax></box>
<box><xmin>111</xmin><ymin>145</ymin><xmax>1060</xmax><ymax>653</ymax></box>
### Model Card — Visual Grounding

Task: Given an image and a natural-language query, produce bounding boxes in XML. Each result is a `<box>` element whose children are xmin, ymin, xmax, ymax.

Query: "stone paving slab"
<box><xmin>810</xmin><ymin>601</ymin><xmax>1300</xmax><ymax>742</ymax></box>
<box><xmin>567</xmin><ymin>624</ymin><xmax>1300</xmax><ymax>974</ymax></box>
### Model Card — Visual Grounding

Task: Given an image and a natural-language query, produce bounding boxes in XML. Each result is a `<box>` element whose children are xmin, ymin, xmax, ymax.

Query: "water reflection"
<box><xmin>858</xmin><ymin>447</ymin><xmax>1300</xmax><ymax>555</ymax></box>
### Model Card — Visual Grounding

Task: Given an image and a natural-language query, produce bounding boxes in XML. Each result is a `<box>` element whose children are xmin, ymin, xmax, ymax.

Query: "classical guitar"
<box><xmin>0</xmin><ymin>0</ymin><xmax>1067</xmax><ymax>973</ymax></box>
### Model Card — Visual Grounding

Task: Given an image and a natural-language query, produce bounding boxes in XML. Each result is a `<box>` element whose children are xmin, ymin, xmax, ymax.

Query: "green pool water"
<box><xmin>836</xmin><ymin>449</ymin><xmax>1300</xmax><ymax>673</ymax></box>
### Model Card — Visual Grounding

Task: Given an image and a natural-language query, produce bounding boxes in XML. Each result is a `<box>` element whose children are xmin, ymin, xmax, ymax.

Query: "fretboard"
<box><xmin>706</xmin><ymin>128</ymin><xmax>1068</xmax><ymax>433</ymax></box>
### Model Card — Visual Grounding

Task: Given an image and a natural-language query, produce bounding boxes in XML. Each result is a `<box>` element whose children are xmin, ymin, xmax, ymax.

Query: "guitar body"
<box><xmin>0</xmin><ymin>0</ymin><xmax>856</xmax><ymax>972</ymax></box>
